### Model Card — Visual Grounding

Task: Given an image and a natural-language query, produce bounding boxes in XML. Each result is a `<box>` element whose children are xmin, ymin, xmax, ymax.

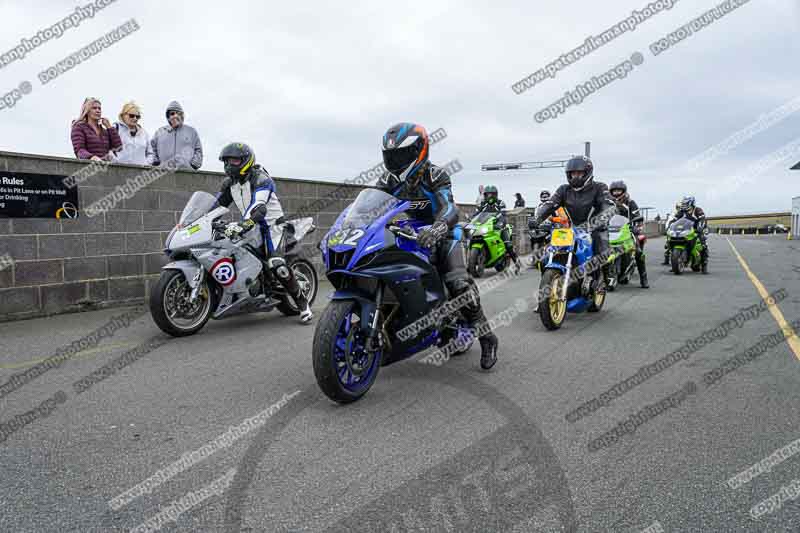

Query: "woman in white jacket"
<box><xmin>112</xmin><ymin>101</ymin><xmax>153</xmax><ymax>165</ymax></box>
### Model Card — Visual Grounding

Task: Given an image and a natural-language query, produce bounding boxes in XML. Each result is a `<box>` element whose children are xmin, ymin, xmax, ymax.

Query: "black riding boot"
<box><xmin>636</xmin><ymin>253</ymin><xmax>649</xmax><ymax>288</ymax></box>
<box><xmin>268</xmin><ymin>257</ymin><xmax>312</xmax><ymax>322</ymax></box>
<box><xmin>448</xmin><ymin>278</ymin><xmax>498</xmax><ymax>370</ymax></box>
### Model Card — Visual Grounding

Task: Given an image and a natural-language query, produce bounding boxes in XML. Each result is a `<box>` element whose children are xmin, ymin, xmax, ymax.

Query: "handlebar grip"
<box><xmin>388</xmin><ymin>225</ymin><xmax>418</xmax><ymax>240</ymax></box>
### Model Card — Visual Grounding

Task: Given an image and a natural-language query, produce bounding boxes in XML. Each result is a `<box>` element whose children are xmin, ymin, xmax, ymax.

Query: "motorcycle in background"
<box><xmin>464</xmin><ymin>211</ymin><xmax>516</xmax><ymax>278</ymax></box>
<box><xmin>606</xmin><ymin>214</ymin><xmax>636</xmax><ymax>291</ymax></box>
<box><xmin>150</xmin><ymin>191</ymin><xmax>318</xmax><ymax>337</ymax></box>
<box><xmin>666</xmin><ymin>216</ymin><xmax>703</xmax><ymax>275</ymax></box>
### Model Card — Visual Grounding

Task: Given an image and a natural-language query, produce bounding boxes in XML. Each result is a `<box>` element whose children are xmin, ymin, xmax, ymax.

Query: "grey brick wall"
<box><xmin>0</xmin><ymin>152</ymin><xmax>533</xmax><ymax>322</ymax></box>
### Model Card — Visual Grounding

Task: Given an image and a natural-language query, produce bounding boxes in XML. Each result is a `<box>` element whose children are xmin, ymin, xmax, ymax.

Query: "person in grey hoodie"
<box><xmin>149</xmin><ymin>101</ymin><xmax>203</xmax><ymax>170</ymax></box>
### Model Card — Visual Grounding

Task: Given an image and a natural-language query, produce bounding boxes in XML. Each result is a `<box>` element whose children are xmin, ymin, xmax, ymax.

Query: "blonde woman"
<box><xmin>112</xmin><ymin>101</ymin><xmax>152</xmax><ymax>165</ymax></box>
<box><xmin>70</xmin><ymin>97</ymin><xmax>122</xmax><ymax>161</ymax></box>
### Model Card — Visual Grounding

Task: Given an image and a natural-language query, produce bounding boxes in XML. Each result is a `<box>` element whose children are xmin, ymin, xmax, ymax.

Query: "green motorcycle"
<box><xmin>606</xmin><ymin>214</ymin><xmax>636</xmax><ymax>291</ymax></box>
<box><xmin>666</xmin><ymin>216</ymin><xmax>703</xmax><ymax>274</ymax></box>
<box><xmin>464</xmin><ymin>211</ymin><xmax>515</xmax><ymax>278</ymax></box>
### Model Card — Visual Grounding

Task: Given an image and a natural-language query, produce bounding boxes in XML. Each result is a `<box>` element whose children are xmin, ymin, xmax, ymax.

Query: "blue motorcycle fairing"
<box><xmin>543</xmin><ymin>227</ymin><xmax>596</xmax><ymax>315</ymax></box>
<box><xmin>323</xmin><ymin>190</ymin><xmax>458</xmax><ymax>366</ymax></box>
<box><xmin>329</xmin><ymin>288</ymin><xmax>378</xmax><ymax>333</ymax></box>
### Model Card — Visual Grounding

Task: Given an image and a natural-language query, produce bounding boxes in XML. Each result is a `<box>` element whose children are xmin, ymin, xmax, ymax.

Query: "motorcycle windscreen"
<box><xmin>470</xmin><ymin>211</ymin><xmax>495</xmax><ymax>224</ymax></box>
<box><xmin>179</xmin><ymin>191</ymin><xmax>217</xmax><ymax>226</ymax></box>
<box><xmin>341</xmin><ymin>189</ymin><xmax>399</xmax><ymax>229</ymax></box>
<box><xmin>672</xmin><ymin>218</ymin><xmax>694</xmax><ymax>234</ymax></box>
<box><xmin>607</xmin><ymin>214</ymin><xmax>629</xmax><ymax>233</ymax></box>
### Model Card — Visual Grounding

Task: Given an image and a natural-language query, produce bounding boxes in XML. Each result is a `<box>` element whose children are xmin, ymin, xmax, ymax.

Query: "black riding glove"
<box><xmin>418</xmin><ymin>221</ymin><xmax>449</xmax><ymax>249</ymax></box>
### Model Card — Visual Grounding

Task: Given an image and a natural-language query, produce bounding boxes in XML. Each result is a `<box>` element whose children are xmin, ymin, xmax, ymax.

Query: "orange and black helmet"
<box><xmin>219</xmin><ymin>142</ymin><xmax>255</xmax><ymax>183</ymax></box>
<box><xmin>382</xmin><ymin>123</ymin><xmax>429</xmax><ymax>185</ymax></box>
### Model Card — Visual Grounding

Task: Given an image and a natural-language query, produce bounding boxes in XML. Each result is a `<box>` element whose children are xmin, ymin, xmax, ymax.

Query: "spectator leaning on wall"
<box><xmin>514</xmin><ymin>192</ymin><xmax>526</xmax><ymax>208</ymax></box>
<box><xmin>113</xmin><ymin>101</ymin><xmax>152</xmax><ymax>166</ymax></box>
<box><xmin>149</xmin><ymin>101</ymin><xmax>203</xmax><ymax>170</ymax></box>
<box><xmin>70</xmin><ymin>97</ymin><xmax>123</xmax><ymax>162</ymax></box>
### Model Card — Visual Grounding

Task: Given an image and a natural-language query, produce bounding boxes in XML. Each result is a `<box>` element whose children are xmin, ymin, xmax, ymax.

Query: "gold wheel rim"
<box><xmin>548</xmin><ymin>275</ymin><xmax>566</xmax><ymax>323</ymax></box>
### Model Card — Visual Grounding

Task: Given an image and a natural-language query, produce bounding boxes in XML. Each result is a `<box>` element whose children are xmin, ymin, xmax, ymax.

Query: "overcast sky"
<box><xmin>0</xmin><ymin>0</ymin><xmax>797</xmax><ymax>217</ymax></box>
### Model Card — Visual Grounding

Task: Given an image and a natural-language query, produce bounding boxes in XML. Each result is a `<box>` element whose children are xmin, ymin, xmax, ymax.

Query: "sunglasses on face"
<box><xmin>128</xmin><ymin>114</ymin><xmax>141</xmax><ymax>119</ymax></box>
<box><xmin>168</xmin><ymin>111</ymin><xmax>180</xmax><ymax>117</ymax></box>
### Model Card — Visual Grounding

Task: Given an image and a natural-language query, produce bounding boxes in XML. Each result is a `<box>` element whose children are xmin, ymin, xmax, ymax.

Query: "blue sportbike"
<box><xmin>537</xmin><ymin>213</ymin><xmax>606</xmax><ymax>330</ymax></box>
<box><xmin>313</xmin><ymin>188</ymin><xmax>475</xmax><ymax>403</ymax></box>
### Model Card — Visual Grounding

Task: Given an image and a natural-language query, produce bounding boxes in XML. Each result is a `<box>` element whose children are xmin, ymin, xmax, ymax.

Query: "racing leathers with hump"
<box><xmin>213</xmin><ymin>142</ymin><xmax>313</xmax><ymax>323</ymax></box>
<box><xmin>377</xmin><ymin>122</ymin><xmax>499</xmax><ymax>370</ymax></box>
<box><xmin>609</xmin><ymin>180</ymin><xmax>649</xmax><ymax>288</ymax></box>
<box><xmin>475</xmin><ymin>185</ymin><xmax>521</xmax><ymax>269</ymax></box>
<box><xmin>530</xmin><ymin>156</ymin><xmax>617</xmax><ymax>289</ymax></box>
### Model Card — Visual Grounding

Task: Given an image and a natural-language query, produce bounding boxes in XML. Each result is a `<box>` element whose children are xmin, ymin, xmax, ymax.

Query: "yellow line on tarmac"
<box><xmin>726</xmin><ymin>237</ymin><xmax>800</xmax><ymax>361</ymax></box>
<box><xmin>0</xmin><ymin>342</ymin><xmax>139</xmax><ymax>370</ymax></box>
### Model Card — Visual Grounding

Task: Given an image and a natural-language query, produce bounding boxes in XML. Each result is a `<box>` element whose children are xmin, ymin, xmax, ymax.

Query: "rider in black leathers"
<box><xmin>530</xmin><ymin>156</ymin><xmax>616</xmax><ymax>288</ymax></box>
<box><xmin>609</xmin><ymin>180</ymin><xmax>649</xmax><ymax>288</ymax></box>
<box><xmin>376</xmin><ymin>122</ymin><xmax>499</xmax><ymax>369</ymax></box>
<box><xmin>213</xmin><ymin>142</ymin><xmax>313</xmax><ymax>323</ymax></box>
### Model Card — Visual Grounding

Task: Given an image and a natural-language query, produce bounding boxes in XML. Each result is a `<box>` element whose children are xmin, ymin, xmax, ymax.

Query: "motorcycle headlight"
<box><xmin>477</xmin><ymin>227</ymin><xmax>488</xmax><ymax>236</ymax></box>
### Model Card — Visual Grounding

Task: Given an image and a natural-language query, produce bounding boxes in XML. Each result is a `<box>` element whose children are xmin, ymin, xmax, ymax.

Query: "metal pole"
<box><xmin>584</xmin><ymin>142</ymin><xmax>591</xmax><ymax>158</ymax></box>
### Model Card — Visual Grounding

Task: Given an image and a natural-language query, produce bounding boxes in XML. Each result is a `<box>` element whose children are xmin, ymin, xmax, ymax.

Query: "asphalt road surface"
<box><xmin>1</xmin><ymin>234</ymin><xmax>799</xmax><ymax>532</ymax></box>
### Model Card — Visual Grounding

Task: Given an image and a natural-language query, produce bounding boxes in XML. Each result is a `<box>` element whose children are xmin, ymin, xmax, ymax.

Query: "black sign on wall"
<box><xmin>0</xmin><ymin>172</ymin><xmax>79</xmax><ymax>219</ymax></box>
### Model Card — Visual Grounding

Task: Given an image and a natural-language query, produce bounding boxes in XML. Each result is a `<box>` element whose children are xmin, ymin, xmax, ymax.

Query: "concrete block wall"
<box><xmin>0</xmin><ymin>152</ymin><xmax>532</xmax><ymax>322</ymax></box>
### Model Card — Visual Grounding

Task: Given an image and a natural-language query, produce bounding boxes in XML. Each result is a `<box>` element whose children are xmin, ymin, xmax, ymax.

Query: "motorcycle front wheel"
<box><xmin>538</xmin><ymin>269</ymin><xmax>567</xmax><ymax>330</ymax></box>
<box><xmin>150</xmin><ymin>269</ymin><xmax>216</xmax><ymax>337</ymax></box>
<box><xmin>671</xmin><ymin>248</ymin><xmax>683</xmax><ymax>275</ymax></box>
<box><xmin>313</xmin><ymin>299</ymin><xmax>382</xmax><ymax>404</ymax></box>
<box><xmin>468</xmin><ymin>246</ymin><xmax>486</xmax><ymax>278</ymax></box>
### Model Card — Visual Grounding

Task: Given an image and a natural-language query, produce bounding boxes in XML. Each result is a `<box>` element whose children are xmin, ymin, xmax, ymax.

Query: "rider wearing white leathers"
<box><xmin>213</xmin><ymin>142</ymin><xmax>313</xmax><ymax>323</ymax></box>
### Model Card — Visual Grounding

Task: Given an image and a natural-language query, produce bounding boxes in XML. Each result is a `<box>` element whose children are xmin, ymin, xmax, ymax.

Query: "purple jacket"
<box><xmin>71</xmin><ymin>121</ymin><xmax>122</xmax><ymax>160</ymax></box>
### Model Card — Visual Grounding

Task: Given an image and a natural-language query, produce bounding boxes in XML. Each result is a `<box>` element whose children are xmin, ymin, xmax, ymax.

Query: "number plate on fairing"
<box><xmin>551</xmin><ymin>228</ymin><xmax>574</xmax><ymax>247</ymax></box>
